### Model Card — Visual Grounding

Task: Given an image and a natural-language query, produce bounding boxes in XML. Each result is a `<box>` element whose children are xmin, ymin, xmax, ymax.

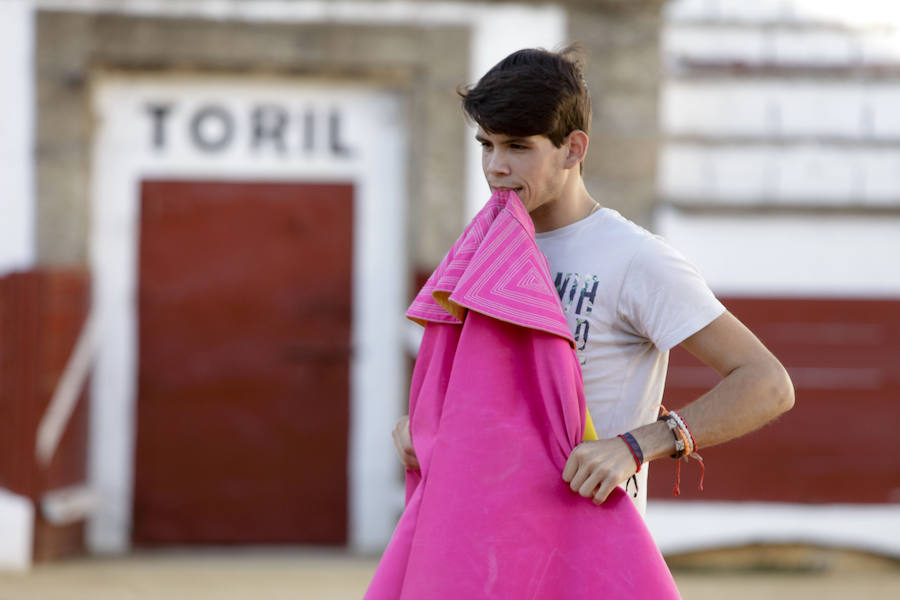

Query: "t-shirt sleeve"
<box><xmin>617</xmin><ymin>235</ymin><xmax>725</xmax><ymax>352</ymax></box>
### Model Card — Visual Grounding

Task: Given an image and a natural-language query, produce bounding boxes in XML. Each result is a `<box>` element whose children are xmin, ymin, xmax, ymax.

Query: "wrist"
<box><xmin>629</xmin><ymin>420</ymin><xmax>677</xmax><ymax>463</ymax></box>
<box><xmin>617</xmin><ymin>432</ymin><xmax>644</xmax><ymax>472</ymax></box>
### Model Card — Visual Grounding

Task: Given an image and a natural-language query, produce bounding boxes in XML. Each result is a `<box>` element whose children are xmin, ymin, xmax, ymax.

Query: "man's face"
<box><xmin>476</xmin><ymin>128</ymin><xmax>569</xmax><ymax>213</ymax></box>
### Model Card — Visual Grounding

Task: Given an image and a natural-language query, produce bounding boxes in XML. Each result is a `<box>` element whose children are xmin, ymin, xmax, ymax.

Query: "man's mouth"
<box><xmin>492</xmin><ymin>186</ymin><xmax>523</xmax><ymax>193</ymax></box>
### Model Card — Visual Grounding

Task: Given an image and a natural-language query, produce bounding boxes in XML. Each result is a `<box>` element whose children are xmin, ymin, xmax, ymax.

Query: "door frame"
<box><xmin>89</xmin><ymin>73</ymin><xmax>407</xmax><ymax>553</ymax></box>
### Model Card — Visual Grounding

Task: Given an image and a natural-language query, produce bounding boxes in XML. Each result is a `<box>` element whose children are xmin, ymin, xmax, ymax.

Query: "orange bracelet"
<box><xmin>657</xmin><ymin>404</ymin><xmax>706</xmax><ymax>495</ymax></box>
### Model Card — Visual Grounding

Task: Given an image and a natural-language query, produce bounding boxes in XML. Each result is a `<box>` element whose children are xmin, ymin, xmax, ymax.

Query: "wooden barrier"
<box><xmin>0</xmin><ymin>269</ymin><xmax>91</xmax><ymax>561</ymax></box>
<box><xmin>653</xmin><ymin>297</ymin><xmax>900</xmax><ymax>504</ymax></box>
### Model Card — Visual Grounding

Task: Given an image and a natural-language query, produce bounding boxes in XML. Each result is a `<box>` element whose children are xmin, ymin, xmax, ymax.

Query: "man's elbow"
<box><xmin>766</xmin><ymin>361</ymin><xmax>795</xmax><ymax>417</ymax></box>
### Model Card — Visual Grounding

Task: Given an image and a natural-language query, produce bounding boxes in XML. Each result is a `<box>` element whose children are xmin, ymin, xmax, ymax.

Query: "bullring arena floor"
<box><xmin>0</xmin><ymin>546</ymin><xmax>898</xmax><ymax>599</ymax></box>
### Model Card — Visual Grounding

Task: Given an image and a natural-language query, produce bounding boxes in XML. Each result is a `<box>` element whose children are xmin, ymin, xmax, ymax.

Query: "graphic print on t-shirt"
<box><xmin>553</xmin><ymin>272</ymin><xmax>599</xmax><ymax>365</ymax></box>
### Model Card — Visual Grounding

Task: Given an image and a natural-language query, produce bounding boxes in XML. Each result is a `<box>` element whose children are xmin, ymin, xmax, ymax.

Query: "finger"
<box><xmin>393</xmin><ymin>429</ymin><xmax>412</xmax><ymax>465</ymax></box>
<box><xmin>393</xmin><ymin>416</ymin><xmax>409</xmax><ymax>439</ymax></box>
<box><xmin>569</xmin><ymin>464</ymin><xmax>591</xmax><ymax>493</ymax></box>
<box><xmin>562</xmin><ymin>450</ymin><xmax>581</xmax><ymax>482</ymax></box>
<box><xmin>593</xmin><ymin>481</ymin><xmax>616</xmax><ymax>505</ymax></box>
<box><xmin>578</xmin><ymin>469</ymin><xmax>605</xmax><ymax>498</ymax></box>
<box><xmin>400</xmin><ymin>422</ymin><xmax>414</xmax><ymax>449</ymax></box>
<box><xmin>400</xmin><ymin>430</ymin><xmax>416</xmax><ymax>458</ymax></box>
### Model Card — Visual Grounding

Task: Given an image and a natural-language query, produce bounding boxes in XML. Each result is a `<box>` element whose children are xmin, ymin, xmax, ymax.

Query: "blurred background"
<box><xmin>0</xmin><ymin>0</ymin><xmax>898</xmax><ymax>597</ymax></box>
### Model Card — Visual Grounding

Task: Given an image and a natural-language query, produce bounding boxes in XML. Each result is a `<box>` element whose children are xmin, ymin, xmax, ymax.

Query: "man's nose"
<box><xmin>486</xmin><ymin>151</ymin><xmax>510</xmax><ymax>176</ymax></box>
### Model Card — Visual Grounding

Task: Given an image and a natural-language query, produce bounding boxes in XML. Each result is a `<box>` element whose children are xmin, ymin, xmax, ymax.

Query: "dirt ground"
<box><xmin>0</xmin><ymin>546</ymin><xmax>898</xmax><ymax>599</ymax></box>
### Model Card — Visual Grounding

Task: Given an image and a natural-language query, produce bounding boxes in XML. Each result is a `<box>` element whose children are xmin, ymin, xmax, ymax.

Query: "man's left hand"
<box><xmin>562</xmin><ymin>438</ymin><xmax>636</xmax><ymax>505</ymax></box>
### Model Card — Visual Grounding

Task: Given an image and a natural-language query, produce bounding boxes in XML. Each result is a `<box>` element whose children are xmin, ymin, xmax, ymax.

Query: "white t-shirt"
<box><xmin>535</xmin><ymin>207</ymin><xmax>725</xmax><ymax>514</ymax></box>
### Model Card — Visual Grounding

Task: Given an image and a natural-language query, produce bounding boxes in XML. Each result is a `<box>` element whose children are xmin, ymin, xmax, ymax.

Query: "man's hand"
<box><xmin>392</xmin><ymin>415</ymin><xmax>420</xmax><ymax>471</ymax></box>
<box><xmin>562</xmin><ymin>438</ymin><xmax>637</xmax><ymax>505</ymax></box>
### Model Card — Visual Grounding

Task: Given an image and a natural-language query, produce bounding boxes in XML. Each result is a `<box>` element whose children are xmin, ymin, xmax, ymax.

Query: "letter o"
<box><xmin>190</xmin><ymin>105</ymin><xmax>234</xmax><ymax>152</ymax></box>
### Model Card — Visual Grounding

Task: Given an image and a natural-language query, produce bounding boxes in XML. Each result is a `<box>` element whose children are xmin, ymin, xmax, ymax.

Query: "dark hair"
<box><xmin>458</xmin><ymin>45</ymin><xmax>592</xmax><ymax>148</ymax></box>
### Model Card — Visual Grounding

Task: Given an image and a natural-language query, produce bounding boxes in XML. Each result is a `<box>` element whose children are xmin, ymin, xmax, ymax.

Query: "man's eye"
<box><xmin>510</xmin><ymin>144</ymin><xmax>526</xmax><ymax>150</ymax></box>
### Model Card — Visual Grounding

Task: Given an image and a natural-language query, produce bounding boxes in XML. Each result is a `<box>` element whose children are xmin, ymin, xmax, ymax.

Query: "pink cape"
<box><xmin>365</xmin><ymin>191</ymin><xmax>680</xmax><ymax>599</ymax></box>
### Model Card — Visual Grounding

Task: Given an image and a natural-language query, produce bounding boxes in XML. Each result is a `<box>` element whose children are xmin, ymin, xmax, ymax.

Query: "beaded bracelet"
<box><xmin>657</xmin><ymin>404</ymin><xmax>706</xmax><ymax>496</ymax></box>
<box><xmin>660</xmin><ymin>415</ymin><xmax>688</xmax><ymax>458</ymax></box>
<box><xmin>668</xmin><ymin>410</ymin><xmax>696</xmax><ymax>454</ymax></box>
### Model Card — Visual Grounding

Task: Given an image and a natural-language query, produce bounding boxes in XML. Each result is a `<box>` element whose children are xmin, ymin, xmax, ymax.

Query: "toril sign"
<box><xmin>144</xmin><ymin>102</ymin><xmax>355</xmax><ymax>157</ymax></box>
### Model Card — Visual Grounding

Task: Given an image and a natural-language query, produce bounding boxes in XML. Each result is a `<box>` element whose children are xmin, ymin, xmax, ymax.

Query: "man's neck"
<box><xmin>529</xmin><ymin>180</ymin><xmax>597</xmax><ymax>233</ymax></box>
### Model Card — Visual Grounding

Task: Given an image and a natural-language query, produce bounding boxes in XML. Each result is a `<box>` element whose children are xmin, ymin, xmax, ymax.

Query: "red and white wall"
<box><xmin>651</xmin><ymin>0</ymin><xmax>900</xmax><ymax>558</ymax></box>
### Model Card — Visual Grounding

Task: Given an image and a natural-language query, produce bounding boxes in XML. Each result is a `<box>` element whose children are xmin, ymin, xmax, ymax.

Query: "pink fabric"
<box><xmin>365</xmin><ymin>191</ymin><xmax>680</xmax><ymax>599</ymax></box>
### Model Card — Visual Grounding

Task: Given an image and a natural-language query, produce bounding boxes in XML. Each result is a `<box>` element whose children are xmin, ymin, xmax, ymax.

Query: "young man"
<box><xmin>394</xmin><ymin>46</ymin><xmax>794</xmax><ymax>514</ymax></box>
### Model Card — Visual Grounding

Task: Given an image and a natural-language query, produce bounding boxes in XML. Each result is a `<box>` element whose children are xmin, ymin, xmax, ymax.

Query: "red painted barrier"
<box><xmin>653</xmin><ymin>297</ymin><xmax>900</xmax><ymax>504</ymax></box>
<box><xmin>0</xmin><ymin>269</ymin><xmax>91</xmax><ymax>561</ymax></box>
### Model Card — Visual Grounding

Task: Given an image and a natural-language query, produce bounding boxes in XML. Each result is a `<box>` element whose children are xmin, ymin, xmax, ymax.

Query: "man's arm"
<box><xmin>563</xmin><ymin>311</ymin><xmax>795</xmax><ymax>504</ymax></box>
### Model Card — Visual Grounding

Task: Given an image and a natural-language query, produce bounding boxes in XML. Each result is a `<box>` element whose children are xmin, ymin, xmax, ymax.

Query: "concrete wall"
<box><xmin>571</xmin><ymin>3</ymin><xmax>666</xmax><ymax>227</ymax></box>
<box><xmin>35</xmin><ymin>9</ymin><xmax>470</xmax><ymax>274</ymax></box>
<box><xmin>26</xmin><ymin>0</ymin><xmax>664</xmax><ymax>272</ymax></box>
<box><xmin>658</xmin><ymin>0</ymin><xmax>900</xmax><ymax>296</ymax></box>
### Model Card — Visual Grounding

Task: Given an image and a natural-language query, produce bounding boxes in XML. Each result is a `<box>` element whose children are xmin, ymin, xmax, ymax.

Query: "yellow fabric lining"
<box><xmin>432</xmin><ymin>291</ymin><xmax>467</xmax><ymax>323</ymax></box>
<box><xmin>583</xmin><ymin>406</ymin><xmax>598</xmax><ymax>441</ymax></box>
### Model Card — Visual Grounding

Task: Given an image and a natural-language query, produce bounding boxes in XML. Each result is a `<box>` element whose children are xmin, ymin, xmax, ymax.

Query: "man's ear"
<box><xmin>563</xmin><ymin>130</ymin><xmax>589</xmax><ymax>170</ymax></box>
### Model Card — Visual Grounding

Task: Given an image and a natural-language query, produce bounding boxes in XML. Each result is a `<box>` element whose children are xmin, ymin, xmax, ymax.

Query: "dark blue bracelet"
<box><xmin>618</xmin><ymin>432</ymin><xmax>644</xmax><ymax>472</ymax></box>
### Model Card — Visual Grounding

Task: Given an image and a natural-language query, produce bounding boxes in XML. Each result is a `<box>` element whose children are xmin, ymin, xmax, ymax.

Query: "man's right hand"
<box><xmin>392</xmin><ymin>415</ymin><xmax>420</xmax><ymax>470</ymax></box>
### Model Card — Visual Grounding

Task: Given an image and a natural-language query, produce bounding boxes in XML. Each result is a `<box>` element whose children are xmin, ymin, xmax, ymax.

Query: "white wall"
<box><xmin>663</xmin><ymin>82</ymin><xmax>900</xmax><ymax>140</ymax></box>
<box><xmin>0</xmin><ymin>0</ymin><xmax>35</xmax><ymax>571</ymax></box>
<box><xmin>665</xmin><ymin>25</ymin><xmax>900</xmax><ymax>67</ymax></box>
<box><xmin>660</xmin><ymin>145</ymin><xmax>900</xmax><ymax>205</ymax></box>
<box><xmin>0</xmin><ymin>0</ymin><xmax>35</xmax><ymax>276</ymax></box>
<box><xmin>0</xmin><ymin>488</ymin><xmax>33</xmax><ymax>571</ymax></box>
<box><xmin>667</xmin><ymin>0</ymin><xmax>900</xmax><ymax>27</ymax></box>
<box><xmin>659</xmin><ymin>0</ymin><xmax>900</xmax><ymax>296</ymax></box>
<box><xmin>648</xmin><ymin>501</ymin><xmax>900</xmax><ymax>558</ymax></box>
<box><xmin>658</xmin><ymin>208</ymin><xmax>900</xmax><ymax>297</ymax></box>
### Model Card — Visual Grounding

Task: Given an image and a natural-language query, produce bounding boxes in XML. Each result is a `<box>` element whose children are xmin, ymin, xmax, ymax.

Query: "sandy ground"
<box><xmin>0</xmin><ymin>547</ymin><xmax>899</xmax><ymax>599</ymax></box>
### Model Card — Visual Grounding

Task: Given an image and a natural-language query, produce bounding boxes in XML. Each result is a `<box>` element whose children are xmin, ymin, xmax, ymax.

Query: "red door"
<box><xmin>134</xmin><ymin>180</ymin><xmax>353</xmax><ymax>544</ymax></box>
